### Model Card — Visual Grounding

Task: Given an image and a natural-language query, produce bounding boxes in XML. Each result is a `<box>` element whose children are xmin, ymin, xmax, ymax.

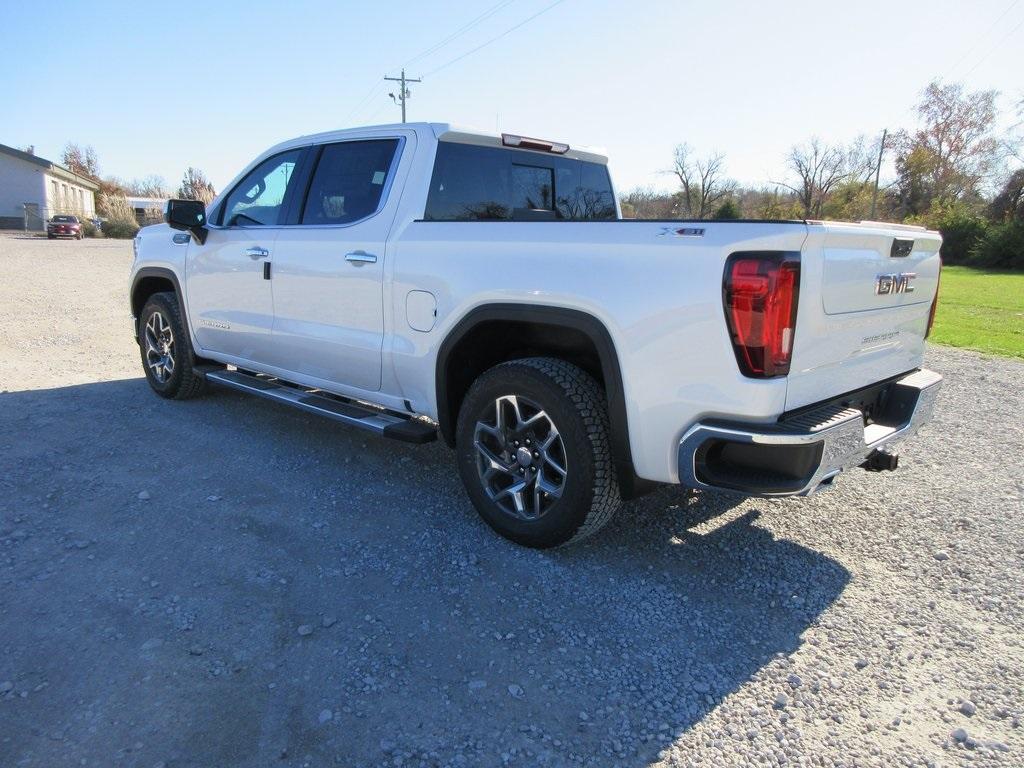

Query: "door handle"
<box><xmin>245</xmin><ymin>246</ymin><xmax>270</xmax><ymax>260</ymax></box>
<box><xmin>345</xmin><ymin>251</ymin><xmax>377</xmax><ymax>264</ymax></box>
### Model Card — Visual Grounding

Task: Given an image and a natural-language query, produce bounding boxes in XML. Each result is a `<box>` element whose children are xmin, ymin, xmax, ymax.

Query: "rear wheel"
<box><xmin>455</xmin><ymin>357</ymin><xmax>620</xmax><ymax>548</ymax></box>
<box><xmin>138</xmin><ymin>292</ymin><xmax>207</xmax><ymax>400</ymax></box>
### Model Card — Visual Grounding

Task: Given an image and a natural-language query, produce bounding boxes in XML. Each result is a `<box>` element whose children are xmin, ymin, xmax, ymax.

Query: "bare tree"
<box><xmin>846</xmin><ymin>134</ymin><xmax>882</xmax><ymax>185</ymax></box>
<box><xmin>619</xmin><ymin>187</ymin><xmax>676</xmax><ymax>219</ymax></box>
<box><xmin>61</xmin><ymin>143</ymin><xmax>100</xmax><ymax>179</ymax></box>
<box><xmin>892</xmin><ymin>81</ymin><xmax>1001</xmax><ymax>215</ymax></box>
<box><xmin>1007</xmin><ymin>94</ymin><xmax>1024</xmax><ymax>164</ymax></box>
<box><xmin>177</xmin><ymin>167</ymin><xmax>217</xmax><ymax>204</ymax></box>
<box><xmin>773</xmin><ymin>139</ymin><xmax>850</xmax><ymax>218</ymax></box>
<box><xmin>671</xmin><ymin>144</ymin><xmax>736</xmax><ymax>219</ymax></box>
<box><xmin>125</xmin><ymin>175</ymin><xmax>171</xmax><ymax>198</ymax></box>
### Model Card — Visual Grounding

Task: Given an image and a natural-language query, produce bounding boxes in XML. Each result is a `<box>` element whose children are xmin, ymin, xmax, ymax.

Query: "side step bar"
<box><xmin>204</xmin><ymin>369</ymin><xmax>437</xmax><ymax>444</ymax></box>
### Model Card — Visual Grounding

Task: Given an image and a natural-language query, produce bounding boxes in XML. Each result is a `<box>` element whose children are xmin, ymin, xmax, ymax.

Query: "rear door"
<box><xmin>266</xmin><ymin>136</ymin><xmax>405</xmax><ymax>392</ymax></box>
<box><xmin>786</xmin><ymin>222</ymin><xmax>941</xmax><ymax>410</ymax></box>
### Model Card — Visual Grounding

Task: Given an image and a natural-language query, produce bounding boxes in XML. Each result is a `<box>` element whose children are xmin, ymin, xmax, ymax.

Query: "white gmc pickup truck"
<box><xmin>130</xmin><ymin>122</ymin><xmax>943</xmax><ymax>548</ymax></box>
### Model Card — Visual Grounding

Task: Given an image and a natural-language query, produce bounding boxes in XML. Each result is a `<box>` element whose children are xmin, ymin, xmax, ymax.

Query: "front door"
<box><xmin>185</xmin><ymin>149</ymin><xmax>303</xmax><ymax>361</ymax></box>
<box><xmin>268</xmin><ymin>138</ymin><xmax>402</xmax><ymax>392</ymax></box>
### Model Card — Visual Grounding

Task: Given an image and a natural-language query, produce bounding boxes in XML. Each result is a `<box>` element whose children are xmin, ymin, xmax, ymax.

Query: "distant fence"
<box><xmin>0</xmin><ymin>204</ymin><xmax>98</xmax><ymax>232</ymax></box>
<box><xmin>0</xmin><ymin>205</ymin><xmax>168</xmax><ymax>232</ymax></box>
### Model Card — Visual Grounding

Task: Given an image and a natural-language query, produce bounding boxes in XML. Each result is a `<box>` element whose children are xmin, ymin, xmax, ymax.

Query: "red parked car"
<box><xmin>47</xmin><ymin>215</ymin><xmax>83</xmax><ymax>240</ymax></box>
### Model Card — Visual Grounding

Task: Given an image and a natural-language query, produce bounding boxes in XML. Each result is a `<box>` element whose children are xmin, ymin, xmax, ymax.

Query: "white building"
<box><xmin>0</xmin><ymin>143</ymin><xmax>99</xmax><ymax>230</ymax></box>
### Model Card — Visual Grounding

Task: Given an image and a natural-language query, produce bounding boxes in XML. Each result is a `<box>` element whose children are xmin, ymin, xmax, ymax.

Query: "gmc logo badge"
<box><xmin>875</xmin><ymin>272</ymin><xmax>916</xmax><ymax>295</ymax></box>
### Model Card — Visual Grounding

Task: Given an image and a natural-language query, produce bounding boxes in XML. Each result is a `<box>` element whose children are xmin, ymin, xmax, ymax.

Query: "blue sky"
<box><xmin>2</xmin><ymin>0</ymin><xmax>1021</xmax><ymax>194</ymax></box>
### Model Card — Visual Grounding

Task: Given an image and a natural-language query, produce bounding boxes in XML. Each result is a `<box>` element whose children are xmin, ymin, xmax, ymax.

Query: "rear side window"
<box><xmin>301</xmin><ymin>139</ymin><xmax>398</xmax><ymax>225</ymax></box>
<box><xmin>424</xmin><ymin>142</ymin><xmax>616</xmax><ymax>221</ymax></box>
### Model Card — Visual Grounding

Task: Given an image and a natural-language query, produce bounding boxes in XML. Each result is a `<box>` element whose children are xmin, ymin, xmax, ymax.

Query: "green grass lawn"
<box><xmin>929</xmin><ymin>266</ymin><xmax>1024</xmax><ymax>359</ymax></box>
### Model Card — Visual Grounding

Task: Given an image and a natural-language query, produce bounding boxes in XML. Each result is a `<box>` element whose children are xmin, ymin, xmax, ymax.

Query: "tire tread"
<box><xmin>487</xmin><ymin>356</ymin><xmax>620</xmax><ymax>546</ymax></box>
<box><xmin>141</xmin><ymin>291</ymin><xmax>207</xmax><ymax>400</ymax></box>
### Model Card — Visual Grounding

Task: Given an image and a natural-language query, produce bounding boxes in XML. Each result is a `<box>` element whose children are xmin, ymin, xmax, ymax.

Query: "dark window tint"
<box><xmin>424</xmin><ymin>142</ymin><xmax>617</xmax><ymax>222</ymax></box>
<box><xmin>511</xmin><ymin>164</ymin><xmax>556</xmax><ymax>220</ymax></box>
<box><xmin>301</xmin><ymin>140</ymin><xmax>398</xmax><ymax>225</ymax></box>
<box><xmin>222</xmin><ymin>150</ymin><xmax>302</xmax><ymax>226</ymax></box>
<box><xmin>569</xmin><ymin>163</ymin><xmax>617</xmax><ymax>220</ymax></box>
<box><xmin>423</xmin><ymin>142</ymin><xmax>511</xmax><ymax>221</ymax></box>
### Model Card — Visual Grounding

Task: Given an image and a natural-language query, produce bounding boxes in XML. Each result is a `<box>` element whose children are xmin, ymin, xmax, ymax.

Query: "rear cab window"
<box><xmin>424</xmin><ymin>141</ymin><xmax>616</xmax><ymax>222</ymax></box>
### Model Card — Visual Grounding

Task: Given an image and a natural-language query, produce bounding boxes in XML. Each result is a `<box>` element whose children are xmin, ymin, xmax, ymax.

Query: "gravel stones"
<box><xmin>1</xmin><ymin>238</ymin><xmax>1022</xmax><ymax>767</ymax></box>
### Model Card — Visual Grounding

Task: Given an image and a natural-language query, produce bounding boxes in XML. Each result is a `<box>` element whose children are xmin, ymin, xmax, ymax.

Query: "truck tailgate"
<box><xmin>786</xmin><ymin>222</ymin><xmax>941</xmax><ymax>411</ymax></box>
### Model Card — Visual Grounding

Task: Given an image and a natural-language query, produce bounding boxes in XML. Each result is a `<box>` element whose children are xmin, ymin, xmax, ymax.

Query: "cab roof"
<box><xmin>277</xmin><ymin>122</ymin><xmax>609</xmax><ymax>165</ymax></box>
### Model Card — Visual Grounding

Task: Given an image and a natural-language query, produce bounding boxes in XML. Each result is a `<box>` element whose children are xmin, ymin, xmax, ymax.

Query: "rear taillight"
<box><xmin>723</xmin><ymin>253</ymin><xmax>800</xmax><ymax>378</ymax></box>
<box><xmin>926</xmin><ymin>258</ymin><xmax>941</xmax><ymax>339</ymax></box>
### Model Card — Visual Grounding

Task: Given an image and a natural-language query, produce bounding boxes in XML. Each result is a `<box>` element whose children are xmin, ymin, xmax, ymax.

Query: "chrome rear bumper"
<box><xmin>677</xmin><ymin>368</ymin><xmax>942</xmax><ymax>496</ymax></box>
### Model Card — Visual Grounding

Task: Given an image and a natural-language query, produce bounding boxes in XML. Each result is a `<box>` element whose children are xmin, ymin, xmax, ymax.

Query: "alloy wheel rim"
<box><xmin>144</xmin><ymin>311</ymin><xmax>175</xmax><ymax>384</ymax></box>
<box><xmin>473</xmin><ymin>395</ymin><xmax>567</xmax><ymax>520</ymax></box>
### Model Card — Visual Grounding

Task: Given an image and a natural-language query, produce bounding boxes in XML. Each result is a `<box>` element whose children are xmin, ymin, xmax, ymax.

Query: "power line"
<box><xmin>345</xmin><ymin>0</ymin><xmax>567</xmax><ymax>126</ymax></box>
<box><xmin>943</xmin><ymin>0</ymin><xmax>1021</xmax><ymax>79</ymax></box>
<box><xmin>962</xmin><ymin>12</ymin><xmax>1024</xmax><ymax>78</ymax></box>
<box><xmin>399</xmin><ymin>0</ymin><xmax>519</xmax><ymax>70</ymax></box>
<box><xmin>345</xmin><ymin>1</ymin><xmax>516</xmax><ymax>126</ymax></box>
<box><xmin>344</xmin><ymin>77</ymin><xmax>385</xmax><ymax>124</ymax></box>
<box><xmin>423</xmin><ymin>0</ymin><xmax>569</xmax><ymax>77</ymax></box>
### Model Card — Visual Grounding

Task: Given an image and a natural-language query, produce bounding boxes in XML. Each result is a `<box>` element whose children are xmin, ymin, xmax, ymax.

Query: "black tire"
<box><xmin>138</xmin><ymin>291</ymin><xmax>207</xmax><ymax>400</ymax></box>
<box><xmin>455</xmin><ymin>357</ymin><xmax>621</xmax><ymax>548</ymax></box>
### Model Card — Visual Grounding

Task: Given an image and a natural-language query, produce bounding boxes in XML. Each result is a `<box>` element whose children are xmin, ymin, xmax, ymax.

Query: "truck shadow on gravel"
<box><xmin>1</xmin><ymin>379</ymin><xmax>851</xmax><ymax>768</ymax></box>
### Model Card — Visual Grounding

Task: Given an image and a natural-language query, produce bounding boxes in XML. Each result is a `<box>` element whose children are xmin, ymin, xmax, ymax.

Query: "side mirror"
<box><xmin>165</xmin><ymin>199</ymin><xmax>208</xmax><ymax>244</ymax></box>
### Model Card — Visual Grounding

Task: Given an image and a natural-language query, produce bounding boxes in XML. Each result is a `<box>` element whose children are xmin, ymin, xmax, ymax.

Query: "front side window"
<box><xmin>424</xmin><ymin>142</ymin><xmax>617</xmax><ymax>222</ymax></box>
<box><xmin>221</xmin><ymin>149</ymin><xmax>302</xmax><ymax>226</ymax></box>
<box><xmin>300</xmin><ymin>139</ymin><xmax>399</xmax><ymax>225</ymax></box>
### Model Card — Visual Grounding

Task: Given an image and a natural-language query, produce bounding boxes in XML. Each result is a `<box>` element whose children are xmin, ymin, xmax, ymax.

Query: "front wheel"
<box><xmin>138</xmin><ymin>291</ymin><xmax>207</xmax><ymax>400</ymax></box>
<box><xmin>455</xmin><ymin>357</ymin><xmax>621</xmax><ymax>548</ymax></box>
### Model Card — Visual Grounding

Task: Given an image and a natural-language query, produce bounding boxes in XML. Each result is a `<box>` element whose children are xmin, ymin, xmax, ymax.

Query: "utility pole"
<box><xmin>385</xmin><ymin>69</ymin><xmax>422</xmax><ymax>123</ymax></box>
<box><xmin>870</xmin><ymin>128</ymin><xmax>887</xmax><ymax>220</ymax></box>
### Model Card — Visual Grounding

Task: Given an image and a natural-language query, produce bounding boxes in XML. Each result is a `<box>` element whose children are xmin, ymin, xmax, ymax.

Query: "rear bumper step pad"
<box><xmin>205</xmin><ymin>369</ymin><xmax>437</xmax><ymax>444</ymax></box>
<box><xmin>677</xmin><ymin>368</ymin><xmax>942</xmax><ymax>496</ymax></box>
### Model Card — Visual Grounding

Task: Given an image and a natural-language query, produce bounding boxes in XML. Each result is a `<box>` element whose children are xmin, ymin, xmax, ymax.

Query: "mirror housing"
<box><xmin>165</xmin><ymin>199</ymin><xmax>208</xmax><ymax>244</ymax></box>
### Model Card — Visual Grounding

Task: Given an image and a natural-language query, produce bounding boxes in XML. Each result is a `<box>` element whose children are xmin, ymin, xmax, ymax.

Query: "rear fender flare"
<box><xmin>434</xmin><ymin>303</ymin><xmax>646</xmax><ymax>497</ymax></box>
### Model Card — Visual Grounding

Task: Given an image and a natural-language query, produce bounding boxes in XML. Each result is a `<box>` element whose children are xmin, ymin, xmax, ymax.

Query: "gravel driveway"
<box><xmin>1</xmin><ymin>233</ymin><xmax>1021</xmax><ymax>767</ymax></box>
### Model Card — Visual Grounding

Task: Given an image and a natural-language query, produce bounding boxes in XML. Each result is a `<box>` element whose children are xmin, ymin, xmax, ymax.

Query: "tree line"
<box><xmin>59</xmin><ymin>144</ymin><xmax>216</xmax><ymax>237</ymax></box>
<box><xmin>620</xmin><ymin>81</ymin><xmax>1024</xmax><ymax>269</ymax></box>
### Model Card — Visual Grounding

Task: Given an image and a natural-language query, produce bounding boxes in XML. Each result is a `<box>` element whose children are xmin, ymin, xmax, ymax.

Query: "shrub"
<box><xmin>937</xmin><ymin>214</ymin><xmax>987</xmax><ymax>265</ymax></box>
<box><xmin>102</xmin><ymin>218</ymin><xmax>140</xmax><ymax>239</ymax></box>
<box><xmin>80</xmin><ymin>219</ymin><xmax>98</xmax><ymax>238</ymax></box>
<box><xmin>713</xmin><ymin>199</ymin><xmax>741</xmax><ymax>220</ymax></box>
<box><xmin>97</xmin><ymin>192</ymin><xmax>136</xmax><ymax>221</ymax></box>
<box><xmin>969</xmin><ymin>220</ymin><xmax>1024</xmax><ymax>270</ymax></box>
<box><xmin>917</xmin><ymin>201</ymin><xmax>987</xmax><ymax>265</ymax></box>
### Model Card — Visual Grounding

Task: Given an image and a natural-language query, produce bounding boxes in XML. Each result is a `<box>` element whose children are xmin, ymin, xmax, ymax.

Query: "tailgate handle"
<box><xmin>891</xmin><ymin>238</ymin><xmax>914</xmax><ymax>258</ymax></box>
